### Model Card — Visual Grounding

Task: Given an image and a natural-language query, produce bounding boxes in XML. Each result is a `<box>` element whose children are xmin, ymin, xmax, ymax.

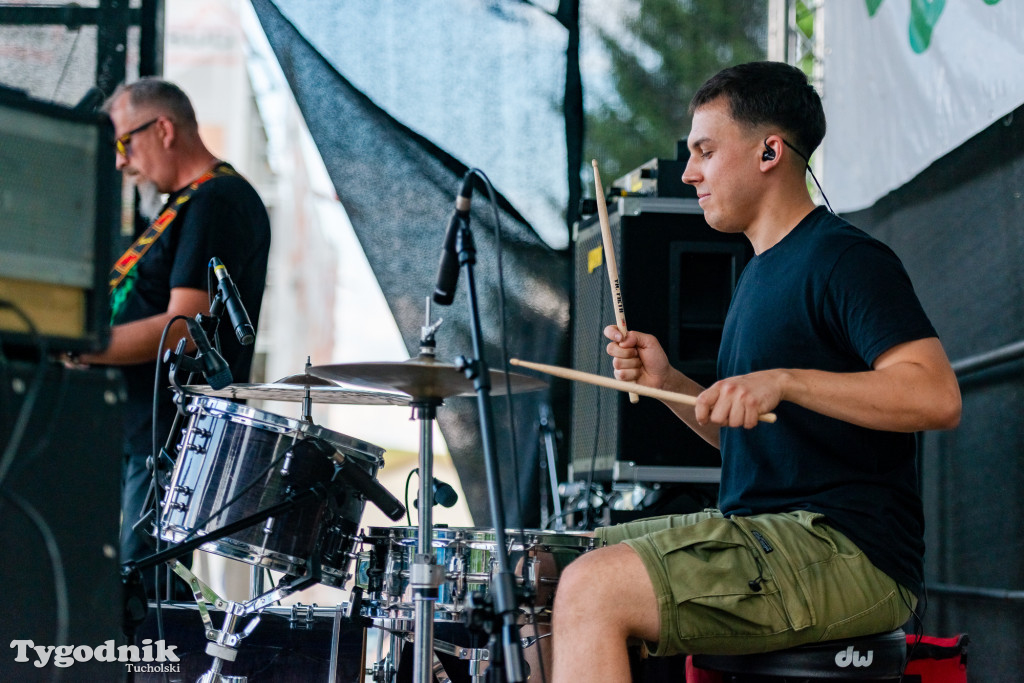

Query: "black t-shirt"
<box><xmin>717</xmin><ymin>206</ymin><xmax>936</xmax><ymax>593</ymax></box>
<box><xmin>113</xmin><ymin>166</ymin><xmax>271</xmax><ymax>455</ymax></box>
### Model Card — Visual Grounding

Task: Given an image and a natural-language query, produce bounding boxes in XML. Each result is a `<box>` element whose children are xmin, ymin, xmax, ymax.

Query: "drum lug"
<box><xmin>450</xmin><ymin>554</ymin><xmax>466</xmax><ymax>601</ymax></box>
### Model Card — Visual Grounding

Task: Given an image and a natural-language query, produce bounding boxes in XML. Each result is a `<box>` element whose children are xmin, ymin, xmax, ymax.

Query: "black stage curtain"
<box><xmin>847</xmin><ymin>102</ymin><xmax>1024</xmax><ymax>681</ymax></box>
<box><xmin>251</xmin><ymin>0</ymin><xmax>572</xmax><ymax>528</ymax></box>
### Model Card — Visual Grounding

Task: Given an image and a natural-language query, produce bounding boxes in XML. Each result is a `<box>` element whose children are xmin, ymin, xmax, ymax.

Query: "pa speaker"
<box><xmin>0</xmin><ymin>361</ymin><xmax>125</xmax><ymax>681</ymax></box>
<box><xmin>571</xmin><ymin>197</ymin><xmax>751</xmax><ymax>481</ymax></box>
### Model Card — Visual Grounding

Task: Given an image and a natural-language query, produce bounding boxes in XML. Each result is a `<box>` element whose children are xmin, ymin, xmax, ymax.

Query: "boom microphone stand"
<box><xmin>447</xmin><ymin>186</ymin><xmax>526</xmax><ymax>683</ymax></box>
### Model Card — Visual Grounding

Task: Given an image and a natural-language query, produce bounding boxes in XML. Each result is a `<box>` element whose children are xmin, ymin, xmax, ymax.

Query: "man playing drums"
<box><xmin>550</xmin><ymin>61</ymin><xmax>961</xmax><ymax>680</ymax></box>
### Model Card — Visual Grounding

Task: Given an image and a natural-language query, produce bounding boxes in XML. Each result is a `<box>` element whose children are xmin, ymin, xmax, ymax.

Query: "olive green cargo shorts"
<box><xmin>595</xmin><ymin>509</ymin><xmax>916</xmax><ymax>657</ymax></box>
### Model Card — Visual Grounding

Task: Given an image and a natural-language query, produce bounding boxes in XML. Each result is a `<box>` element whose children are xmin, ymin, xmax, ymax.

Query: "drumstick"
<box><xmin>509</xmin><ymin>357</ymin><xmax>777</xmax><ymax>424</ymax></box>
<box><xmin>592</xmin><ymin>159</ymin><xmax>639</xmax><ymax>404</ymax></box>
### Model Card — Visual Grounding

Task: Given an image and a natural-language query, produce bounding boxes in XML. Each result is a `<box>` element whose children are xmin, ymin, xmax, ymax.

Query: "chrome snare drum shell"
<box><xmin>160</xmin><ymin>396</ymin><xmax>384</xmax><ymax>578</ymax></box>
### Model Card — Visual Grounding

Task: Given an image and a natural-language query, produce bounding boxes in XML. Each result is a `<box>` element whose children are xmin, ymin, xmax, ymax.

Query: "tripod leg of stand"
<box><xmin>168</xmin><ymin>559</ymin><xmax>230</xmax><ymax>637</ymax></box>
<box><xmin>431</xmin><ymin>652</ymin><xmax>453</xmax><ymax>683</ymax></box>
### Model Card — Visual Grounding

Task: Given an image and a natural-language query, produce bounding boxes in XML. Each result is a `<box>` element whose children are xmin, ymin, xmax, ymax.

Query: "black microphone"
<box><xmin>332</xmin><ymin>450</ymin><xmax>406</xmax><ymax>522</ymax></box>
<box><xmin>432</xmin><ymin>171</ymin><xmax>475</xmax><ymax>306</ymax></box>
<box><xmin>210</xmin><ymin>257</ymin><xmax>256</xmax><ymax>345</ymax></box>
<box><xmin>185</xmin><ymin>318</ymin><xmax>232</xmax><ymax>389</ymax></box>
<box><xmin>414</xmin><ymin>477</ymin><xmax>459</xmax><ymax>509</ymax></box>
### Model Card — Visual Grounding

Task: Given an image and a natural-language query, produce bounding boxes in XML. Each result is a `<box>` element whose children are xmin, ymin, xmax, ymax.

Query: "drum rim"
<box><xmin>361</xmin><ymin>526</ymin><xmax>596</xmax><ymax>548</ymax></box>
<box><xmin>188</xmin><ymin>395</ymin><xmax>385</xmax><ymax>462</ymax></box>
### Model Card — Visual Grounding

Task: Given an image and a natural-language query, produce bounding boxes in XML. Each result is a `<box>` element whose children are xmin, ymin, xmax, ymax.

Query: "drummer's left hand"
<box><xmin>696</xmin><ymin>370</ymin><xmax>784</xmax><ymax>429</ymax></box>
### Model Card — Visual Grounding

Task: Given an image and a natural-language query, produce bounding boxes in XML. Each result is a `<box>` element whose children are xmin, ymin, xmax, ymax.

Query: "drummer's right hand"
<box><xmin>603</xmin><ymin>326</ymin><xmax>673</xmax><ymax>389</ymax></box>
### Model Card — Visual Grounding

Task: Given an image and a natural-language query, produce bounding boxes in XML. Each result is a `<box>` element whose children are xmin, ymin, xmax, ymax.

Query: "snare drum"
<box><xmin>358</xmin><ymin>526</ymin><xmax>595</xmax><ymax>627</ymax></box>
<box><xmin>160</xmin><ymin>396</ymin><xmax>384</xmax><ymax>581</ymax></box>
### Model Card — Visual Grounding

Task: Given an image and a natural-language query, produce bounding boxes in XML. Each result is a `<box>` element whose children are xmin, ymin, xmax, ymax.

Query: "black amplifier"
<box><xmin>570</xmin><ymin>196</ymin><xmax>752</xmax><ymax>482</ymax></box>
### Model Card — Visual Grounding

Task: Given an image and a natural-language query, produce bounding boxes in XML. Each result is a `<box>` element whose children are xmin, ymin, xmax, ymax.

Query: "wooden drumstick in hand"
<box><xmin>592</xmin><ymin>159</ymin><xmax>639</xmax><ymax>404</ymax></box>
<box><xmin>510</xmin><ymin>358</ymin><xmax>777</xmax><ymax>424</ymax></box>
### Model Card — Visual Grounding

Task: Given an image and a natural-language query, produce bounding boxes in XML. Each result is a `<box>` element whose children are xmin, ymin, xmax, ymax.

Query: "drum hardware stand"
<box><xmin>130</xmin><ymin>486</ymin><xmax>335</xmax><ymax>682</ymax></box>
<box><xmin>297</xmin><ymin>355</ymin><xmax>317</xmax><ymax>424</ymax></box>
<box><xmin>430</xmin><ymin>636</ymin><xmax>493</xmax><ymax>683</ymax></box>
<box><xmin>410</xmin><ymin>306</ymin><xmax>446</xmax><ymax>683</ymax></box>
<box><xmin>537</xmin><ymin>403</ymin><xmax>564</xmax><ymax>531</ymax></box>
<box><xmin>444</xmin><ymin>183</ymin><xmax>526</xmax><ymax>683</ymax></box>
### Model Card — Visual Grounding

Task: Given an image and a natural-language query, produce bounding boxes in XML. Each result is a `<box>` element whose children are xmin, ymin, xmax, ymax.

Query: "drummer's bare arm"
<box><xmin>695</xmin><ymin>337</ymin><xmax>961</xmax><ymax>433</ymax></box>
<box><xmin>78</xmin><ymin>287</ymin><xmax>209</xmax><ymax>366</ymax></box>
<box><xmin>604</xmin><ymin>326</ymin><xmax>720</xmax><ymax>448</ymax></box>
<box><xmin>606</xmin><ymin>329</ymin><xmax>960</xmax><ymax>436</ymax></box>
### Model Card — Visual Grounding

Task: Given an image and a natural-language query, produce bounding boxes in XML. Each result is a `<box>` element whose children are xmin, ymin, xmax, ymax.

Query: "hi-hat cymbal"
<box><xmin>182</xmin><ymin>383</ymin><xmax>411</xmax><ymax>405</ymax></box>
<box><xmin>272</xmin><ymin>372</ymin><xmax>338</xmax><ymax>387</ymax></box>
<box><xmin>308</xmin><ymin>355</ymin><xmax>547</xmax><ymax>401</ymax></box>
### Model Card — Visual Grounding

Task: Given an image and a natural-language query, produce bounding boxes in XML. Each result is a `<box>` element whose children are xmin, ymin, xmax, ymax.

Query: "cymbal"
<box><xmin>272</xmin><ymin>372</ymin><xmax>338</xmax><ymax>387</ymax></box>
<box><xmin>182</xmin><ymin>383</ymin><xmax>411</xmax><ymax>406</ymax></box>
<box><xmin>308</xmin><ymin>355</ymin><xmax>547</xmax><ymax>401</ymax></box>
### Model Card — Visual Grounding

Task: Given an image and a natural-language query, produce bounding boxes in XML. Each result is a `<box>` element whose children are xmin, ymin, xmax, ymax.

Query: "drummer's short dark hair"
<box><xmin>690</xmin><ymin>61</ymin><xmax>826</xmax><ymax>158</ymax></box>
<box><xmin>103</xmin><ymin>77</ymin><xmax>199</xmax><ymax>134</ymax></box>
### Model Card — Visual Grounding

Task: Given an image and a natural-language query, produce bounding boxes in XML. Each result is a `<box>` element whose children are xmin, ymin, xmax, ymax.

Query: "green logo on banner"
<box><xmin>866</xmin><ymin>0</ymin><xmax>1002</xmax><ymax>53</ymax></box>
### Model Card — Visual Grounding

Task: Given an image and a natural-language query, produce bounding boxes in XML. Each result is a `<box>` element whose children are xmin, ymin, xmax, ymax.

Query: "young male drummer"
<box><xmin>549</xmin><ymin>61</ymin><xmax>961</xmax><ymax>680</ymax></box>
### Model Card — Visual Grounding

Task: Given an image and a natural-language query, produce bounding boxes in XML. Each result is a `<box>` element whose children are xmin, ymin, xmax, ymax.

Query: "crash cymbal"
<box><xmin>182</xmin><ymin>383</ymin><xmax>411</xmax><ymax>406</ymax></box>
<box><xmin>308</xmin><ymin>355</ymin><xmax>548</xmax><ymax>401</ymax></box>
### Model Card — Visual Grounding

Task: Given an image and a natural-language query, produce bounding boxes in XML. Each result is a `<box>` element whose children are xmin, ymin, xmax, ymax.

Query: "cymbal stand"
<box><xmin>538</xmin><ymin>404</ymin><xmax>564</xmax><ymax>531</ymax></box>
<box><xmin>409</xmin><ymin>306</ymin><xmax>446</xmax><ymax>683</ymax></box>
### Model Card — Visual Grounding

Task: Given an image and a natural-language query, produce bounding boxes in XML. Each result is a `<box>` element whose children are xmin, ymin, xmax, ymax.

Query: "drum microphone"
<box><xmin>185</xmin><ymin>317</ymin><xmax>233</xmax><ymax>389</ymax></box>
<box><xmin>210</xmin><ymin>257</ymin><xmax>256</xmax><ymax>345</ymax></box>
<box><xmin>432</xmin><ymin>170</ymin><xmax>475</xmax><ymax>306</ymax></box>
<box><xmin>331</xmin><ymin>448</ymin><xmax>407</xmax><ymax>522</ymax></box>
<box><xmin>414</xmin><ymin>476</ymin><xmax>459</xmax><ymax>509</ymax></box>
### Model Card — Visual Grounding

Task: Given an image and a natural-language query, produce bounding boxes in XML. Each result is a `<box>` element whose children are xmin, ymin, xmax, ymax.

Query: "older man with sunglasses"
<box><xmin>72</xmin><ymin>78</ymin><xmax>271</xmax><ymax>600</ymax></box>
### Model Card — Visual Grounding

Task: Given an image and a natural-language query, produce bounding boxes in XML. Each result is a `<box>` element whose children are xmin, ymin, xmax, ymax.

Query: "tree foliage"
<box><xmin>584</xmin><ymin>0</ymin><xmax>768</xmax><ymax>187</ymax></box>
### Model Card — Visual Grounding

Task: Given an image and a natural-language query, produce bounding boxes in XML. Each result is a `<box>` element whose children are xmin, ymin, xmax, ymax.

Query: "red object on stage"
<box><xmin>904</xmin><ymin>633</ymin><xmax>969</xmax><ymax>683</ymax></box>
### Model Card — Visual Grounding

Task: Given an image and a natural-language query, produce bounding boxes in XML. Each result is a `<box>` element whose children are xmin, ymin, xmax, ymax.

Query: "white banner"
<box><xmin>822</xmin><ymin>0</ymin><xmax>1024</xmax><ymax>212</ymax></box>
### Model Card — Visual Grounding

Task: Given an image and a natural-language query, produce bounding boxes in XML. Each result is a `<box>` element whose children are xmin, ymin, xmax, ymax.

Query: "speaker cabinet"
<box><xmin>570</xmin><ymin>197</ymin><xmax>751</xmax><ymax>482</ymax></box>
<box><xmin>0</xmin><ymin>362</ymin><xmax>125</xmax><ymax>681</ymax></box>
<box><xmin>0</xmin><ymin>90</ymin><xmax>118</xmax><ymax>355</ymax></box>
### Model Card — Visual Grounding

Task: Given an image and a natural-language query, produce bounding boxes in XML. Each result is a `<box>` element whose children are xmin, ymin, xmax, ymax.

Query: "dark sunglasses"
<box><xmin>114</xmin><ymin>118</ymin><xmax>159</xmax><ymax>157</ymax></box>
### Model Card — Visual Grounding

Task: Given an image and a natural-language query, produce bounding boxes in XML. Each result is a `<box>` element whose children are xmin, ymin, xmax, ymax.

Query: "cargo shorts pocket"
<box><xmin>636</xmin><ymin>517</ymin><xmax>811</xmax><ymax>650</ymax></box>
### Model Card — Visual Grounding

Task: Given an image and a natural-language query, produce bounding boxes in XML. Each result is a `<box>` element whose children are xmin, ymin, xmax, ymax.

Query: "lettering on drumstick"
<box><xmin>612</xmin><ymin>280</ymin><xmax>626</xmax><ymax>326</ymax></box>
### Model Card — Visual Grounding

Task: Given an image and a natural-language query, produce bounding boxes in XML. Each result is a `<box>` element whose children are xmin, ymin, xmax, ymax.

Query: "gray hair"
<box><xmin>103</xmin><ymin>77</ymin><xmax>199</xmax><ymax>134</ymax></box>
